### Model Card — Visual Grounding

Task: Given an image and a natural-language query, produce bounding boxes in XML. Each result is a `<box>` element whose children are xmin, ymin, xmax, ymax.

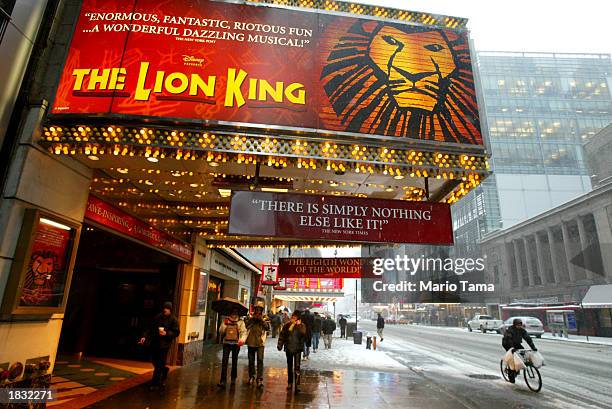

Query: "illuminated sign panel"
<box><xmin>52</xmin><ymin>0</ymin><xmax>482</xmax><ymax>146</ymax></box>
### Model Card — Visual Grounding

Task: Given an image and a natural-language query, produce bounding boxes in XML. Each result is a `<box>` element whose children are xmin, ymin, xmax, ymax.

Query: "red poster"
<box><xmin>20</xmin><ymin>220</ymin><xmax>72</xmax><ymax>307</ymax></box>
<box><xmin>228</xmin><ymin>191</ymin><xmax>453</xmax><ymax>245</ymax></box>
<box><xmin>84</xmin><ymin>195</ymin><xmax>193</xmax><ymax>262</ymax></box>
<box><xmin>278</xmin><ymin>257</ymin><xmax>372</xmax><ymax>279</ymax></box>
<box><xmin>51</xmin><ymin>0</ymin><xmax>482</xmax><ymax>146</ymax></box>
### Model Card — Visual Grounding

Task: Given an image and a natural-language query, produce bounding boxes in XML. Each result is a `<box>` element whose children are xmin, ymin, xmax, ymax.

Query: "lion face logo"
<box><xmin>369</xmin><ymin>26</ymin><xmax>455</xmax><ymax>111</ymax></box>
<box><xmin>21</xmin><ymin>251</ymin><xmax>59</xmax><ymax>306</ymax></box>
<box><xmin>321</xmin><ymin>21</ymin><xmax>481</xmax><ymax>145</ymax></box>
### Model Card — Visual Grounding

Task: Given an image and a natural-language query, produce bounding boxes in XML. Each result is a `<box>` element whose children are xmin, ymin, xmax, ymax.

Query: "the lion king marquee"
<box><xmin>42</xmin><ymin>0</ymin><xmax>489</xmax><ymax>248</ymax></box>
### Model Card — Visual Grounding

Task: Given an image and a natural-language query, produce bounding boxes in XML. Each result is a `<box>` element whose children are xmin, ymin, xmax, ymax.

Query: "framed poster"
<box><xmin>1</xmin><ymin>209</ymin><xmax>81</xmax><ymax>316</ymax></box>
<box><xmin>261</xmin><ymin>264</ymin><xmax>279</xmax><ymax>286</ymax></box>
<box><xmin>191</xmin><ymin>269</ymin><xmax>209</xmax><ymax>314</ymax></box>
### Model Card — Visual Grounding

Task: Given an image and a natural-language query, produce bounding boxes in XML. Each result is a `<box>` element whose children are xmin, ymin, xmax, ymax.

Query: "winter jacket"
<box><xmin>302</xmin><ymin>312</ymin><xmax>314</xmax><ymax>347</ymax></box>
<box><xmin>322</xmin><ymin>318</ymin><xmax>336</xmax><ymax>335</ymax></box>
<box><xmin>219</xmin><ymin>316</ymin><xmax>248</xmax><ymax>345</ymax></box>
<box><xmin>502</xmin><ymin>325</ymin><xmax>536</xmax><ymax>351</ymax></box>
<box><xmin>146</xmin><ymin>313</ymin><xmax>180</xmax><ymax>349</ymax></box>
<box><xmin>377</xmin><ymin>316</ymin><xmax>385</xmax><ymax>329</ymax></box>
<box><xmin>338</xmin><ymin>317</ymin><xmax>347</xmax><ymax>328</ymax></box>
<box><xmin>271</xmin><ymin>313</ymin><xmax>282</xmax><ymax>327</ymax></box>
<box><xmin>278</xmin><ymin>321</ymin><xmax>306</xmax><ymax>353</ymax></box>
<box><xmin>245</xmin><ymin>315</ymin><xmax>271</xmax><ymax>347</ymax></box>
<box><xmin>312</xmin><ymin>316</ymin><xmax>322</xmax><ymax>333</ymax></box>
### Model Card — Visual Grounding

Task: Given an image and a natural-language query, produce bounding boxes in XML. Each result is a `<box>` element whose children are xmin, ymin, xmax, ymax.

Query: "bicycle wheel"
<box><xmin>523</xmin><ymin>365</ymin><xmax>542</xmax><ymax>392</ymax></box>
<box><xmin>500</xmin><ymin>360</ymin><xmax>511</xmax><ymax>382</ymax></box>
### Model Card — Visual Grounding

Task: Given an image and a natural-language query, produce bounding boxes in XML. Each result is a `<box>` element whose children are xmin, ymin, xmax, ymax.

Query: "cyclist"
<box><xmin>502</xmin><ymin>318</ymin><xmax>537</xmax><ymax>383</ymax></box>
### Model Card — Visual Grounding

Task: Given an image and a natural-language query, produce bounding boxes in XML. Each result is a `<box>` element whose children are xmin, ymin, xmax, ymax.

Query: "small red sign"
<box><xmin>85</xmin><ymin>195</ymin><xmax>193</xmax><ymax>262</ymax></box>
<box><xmin>228</xmin><ymin>191</ymin><xmax>453</xmax><ymax>245</ymax></box>
<box><xmin>273</xmin><ymin>277</ymin><xmax>287</xmax><ymax>291</ymax></box>
<box><xmin>261</xmin><ymin>264</ymin><xmax>279</xmax><ymax>285</ymax></box>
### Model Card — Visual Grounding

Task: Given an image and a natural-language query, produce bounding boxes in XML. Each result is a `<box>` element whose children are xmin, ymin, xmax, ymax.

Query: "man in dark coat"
<box><xmin>139</xmin><ymin>302</ymin><xmax>180</xmax><ymax>389</ymax></box>
<box><xmin>376</xmin><ymin>313</ymin><xmax>385</xmax><ymax>342</ymax></box>
<box><xmin>270</xmin><ymin>312</ymin><xmax>282</xmax><ymax>338</ymax></box>
<box><xmin>311</xmin><ymin>312</ymin><xmax>322</xmax><ymax>352</ymax></box>
<box><xmin>338</xmin><ymin>315</ymin><xmax>348</xmax><ymax>339</ymax></box>
<box><xmin>301</xmin><ymin>309</ymin><xmax>314</xmax><ymax>360</ymax></box>
<box><xmin>278</xmin><ymin>311</ymin><xmax>306</xmax><ymax>393</ymax></box>
<box><xmin>321</xmin><ymin>315</ymin><xmax>336</xmax><ymax>349</ymax></box>
<box><xmin>502</xmin><ymin>318</ymin><xmax>538</xmax><ymax>383</ymax></box>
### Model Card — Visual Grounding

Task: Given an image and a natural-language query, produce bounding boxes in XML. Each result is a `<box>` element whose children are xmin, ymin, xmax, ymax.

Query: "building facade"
<box><xmin>481</xmin><ymin>183</ymin><xmax>612</xmax><ymax>335</ymax></box>
<box><xmin>584</xmin><ymin>123</ymin><xmax>612</xmax><ymax>188</ymax></box>
<box><xmin>453</xmin><ymin>51</ymin><xmax>612</xmax><ymax>253</ymax></box>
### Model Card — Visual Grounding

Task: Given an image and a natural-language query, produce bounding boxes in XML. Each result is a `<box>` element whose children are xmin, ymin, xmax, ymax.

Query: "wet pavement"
<box><xmin>88</xmin><ymin>338</ymin><xmax>472</xmax><ymax>409</ymax></box>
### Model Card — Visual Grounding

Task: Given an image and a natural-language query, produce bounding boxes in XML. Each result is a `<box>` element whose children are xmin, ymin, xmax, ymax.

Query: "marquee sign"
<box><xmin>278</xmin><ymin>257</ymin><xmax>373</xmax><ymax>279</ymax></box>
<box><xmin>52</xmin><ymin>0</ymin><xmax>482</xmax><ymax>146</ymax></box>
<box><xmin>85</xmin><ymin>195</ymin><xmax>193</xmax><ymax>262</ymax></box>
<box><xmin>228</xmin><ymin>191</ymin><xmax>454</xmax><ymax>245</ymax></box>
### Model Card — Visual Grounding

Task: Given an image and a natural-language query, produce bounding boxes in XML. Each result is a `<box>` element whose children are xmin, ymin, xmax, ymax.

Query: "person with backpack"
<box><xmin>278</xmin><ymin>311</ymin><xmax>306</xmax><ymax>393</ymax></box>
<box><xmin>245</xmin><ymin>300</ymin><xmax>270</xmax><ymax>388</ymax></box>
<box><xmin>218</xmin><ymin>308</ymin><xmax>247</xmax><ymax>388</ymax></box>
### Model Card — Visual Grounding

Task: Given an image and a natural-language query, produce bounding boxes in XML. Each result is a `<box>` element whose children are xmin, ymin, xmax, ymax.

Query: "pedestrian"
<box><xmin>245</xmin><ymin>300</ymin><xmax>270</xmax><ymax>388</ymax></box>
<box><xmin>338</xmin><ymin>315</ymin><xmax>347</xmax><ymax>339</ymax></box>
<box><xmin>217</xmin><ymin>308</ymin><xmax>247</xmax><ymax>388</ymax></box>
<box><xmin>321</xmin><ymin>315</ymin><xmax>336</xmax><ymax>349</ymax></box>
<box><xmin>301</xmin><ymin>309</ymin><xmax>313</xmax><ymax>360</ymax></box>
<box><xmin>278</xmin><ymin>311</ymin><xmax>306</xmax><ymax>393</ymax></box>
<box><xmin>139</xmin><ymin>301</ymin><xmax>180</xmax><ymax>390</ymax></box>
<box><xmin>271</xmin><ymin>311</ymin><xmax>282</xmax><ymax>338</ymax></box>
<box><xmin>311</xmin><ymin>312</ymin><xmax>322</xmax><ymax>352</ymax></box>
<box><xmin>377</xmin><ymin>313</ymin><xmax>385</xmax><ymax>342</ymax></box>
<box><xmin>281</xmin><ymin>310</ymin><xmax>290</xmax><ymax>325</ymax></box>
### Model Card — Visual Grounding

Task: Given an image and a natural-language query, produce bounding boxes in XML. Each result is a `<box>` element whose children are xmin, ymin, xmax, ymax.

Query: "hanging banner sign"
<box><xmin>278</xmin><ymin>257</ymin><xmax>373</xmax><ymax>279</ymax></box>
<box><xmin>261</xmin><ymin>263</ymin><xmax>279</xmax><ymax>285</ymax></box>
<box><xmin>228</xmin><ymin>191</ymin><xmax>454</xmax><ymax>244</ymax></box>
<box><xmin>51</xmin><ymin>0</ymin><xmax>482</xmax><ymax>147</ymax></box>
<box><xmin>85</xmin><ymin>195</ymin><xmax>193</xmax><ymax>262</ymax></box>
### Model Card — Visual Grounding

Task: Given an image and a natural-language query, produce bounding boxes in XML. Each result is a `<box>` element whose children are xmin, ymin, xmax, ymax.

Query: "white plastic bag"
<box><xmin>530</xmin><ymin>351</ymin><xmax>544</xmax><ymax>368</ymax></box>
<box><xmin>503</xmin><ymin>349</ymin><xmax>513</xmax><ymax>364</ymax></box>
<box><xmin>513</xmin><ymin>352</ymin><xmax>525</xmax><ymax>371</ymax></box>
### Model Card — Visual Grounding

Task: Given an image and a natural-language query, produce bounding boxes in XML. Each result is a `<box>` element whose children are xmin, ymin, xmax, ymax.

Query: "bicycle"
<box><xmin>500</xmin><ymin>349</ymin><xmax>542</xmax><ymax>392</ymax></box>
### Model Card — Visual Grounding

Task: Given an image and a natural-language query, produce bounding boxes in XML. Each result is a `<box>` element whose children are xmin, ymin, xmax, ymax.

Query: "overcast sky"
<box><xmin>355</xmin><ymin>0</ymin><xmax>612</xmax><ymax>55</ymax></box>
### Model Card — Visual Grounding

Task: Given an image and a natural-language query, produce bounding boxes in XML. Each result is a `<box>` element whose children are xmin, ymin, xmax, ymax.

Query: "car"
<box><xmin>497</xmin><ymin>316</ymin><xmax>544</xmax><ymax>338</ymax></box>
<box><xmin>467</xmin><ymin>314</ymin><xmax>503</xmax><ymax>333</ymax></box>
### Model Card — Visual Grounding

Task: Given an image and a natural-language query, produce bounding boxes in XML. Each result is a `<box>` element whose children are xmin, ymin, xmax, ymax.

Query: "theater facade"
<box><xmin>0</xmin><ymin>0</ymin><xmax>488</xmax><ymax>385</ymax></box>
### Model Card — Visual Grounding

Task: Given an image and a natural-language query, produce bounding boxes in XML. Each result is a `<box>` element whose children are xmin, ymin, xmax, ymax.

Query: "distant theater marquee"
<box><xmin>52</xmin><ymin>0</ymin><xmax>482</xmax><ymax>147</ymax></box>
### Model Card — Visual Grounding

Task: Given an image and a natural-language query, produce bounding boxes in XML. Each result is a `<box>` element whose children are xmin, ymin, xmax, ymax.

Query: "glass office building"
<box><xmin>453</xmin><ymin>51</ymin><xmax>612</xmax><ymax>255</ymax></box>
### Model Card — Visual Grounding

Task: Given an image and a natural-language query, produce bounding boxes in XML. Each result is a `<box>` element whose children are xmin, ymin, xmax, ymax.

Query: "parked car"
<box><xmin>467</xmin><ymin>314</ymin><xmax>503</xmax><ymax>333</ymax></box>
<box><xmin>496</xmin><ymin>316</ymin><xmax>544</xmax><ymax>338</ymax></box>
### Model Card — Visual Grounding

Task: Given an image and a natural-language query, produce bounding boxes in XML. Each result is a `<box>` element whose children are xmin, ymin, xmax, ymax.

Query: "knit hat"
<box><xmin>163</xmin><ymin>301</ymin><xmax>173</xmax><ymax>311</ymax></box>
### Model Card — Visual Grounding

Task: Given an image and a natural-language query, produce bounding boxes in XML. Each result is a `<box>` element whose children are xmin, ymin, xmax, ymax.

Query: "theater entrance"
<box><xmin>58</xmin><ymin>224</ymin><xmax>180</xmax><ymax>361</ymax></box>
